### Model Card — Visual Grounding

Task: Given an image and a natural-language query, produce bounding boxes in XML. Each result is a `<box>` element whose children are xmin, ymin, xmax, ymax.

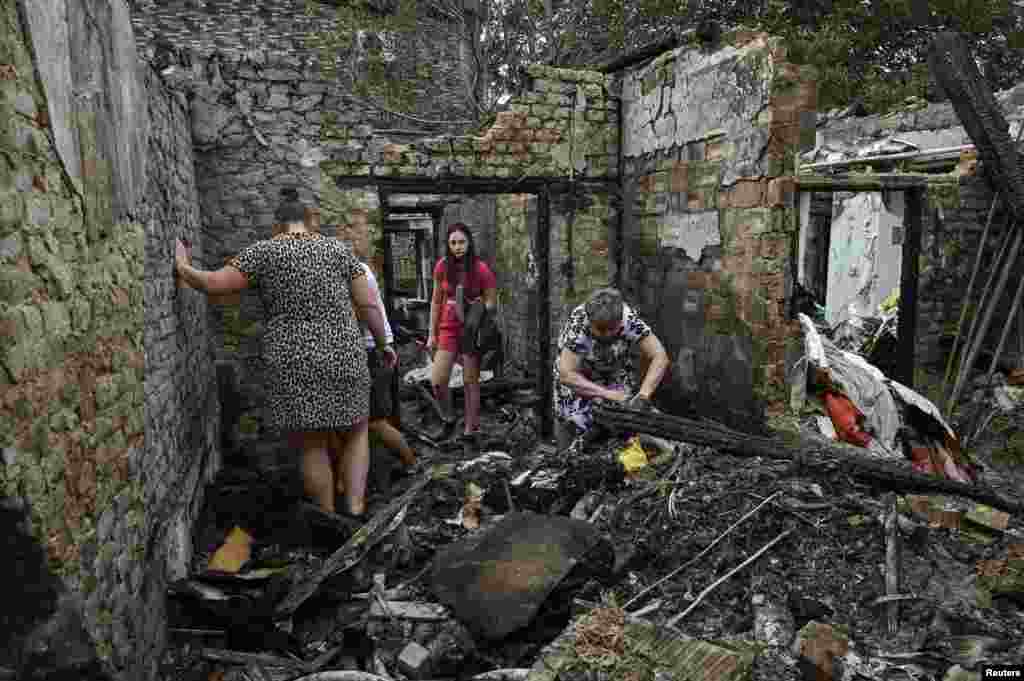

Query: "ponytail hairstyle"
<box><xmin>275</xmin><ymin>187</ymin><xmax>306</xmax><ymax>225</ymax></box>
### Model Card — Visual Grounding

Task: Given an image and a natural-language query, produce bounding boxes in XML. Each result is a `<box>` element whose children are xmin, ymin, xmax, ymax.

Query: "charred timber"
<box><xmin>592</xmin><ymin>403</ymin><xmax>1024</xmax><ymax>516</ymax></box>
<box><xmin>927</xmin><ymin>32</ymin><xmax>1024</xmax><ymax>220</ymax></box>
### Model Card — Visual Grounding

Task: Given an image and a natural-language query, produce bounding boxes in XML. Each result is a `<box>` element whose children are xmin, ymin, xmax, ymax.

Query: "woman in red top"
<box><xmin>427</xmin><ymin>224</ymin><xmax>498</xmax><ymax>453</ymax></box>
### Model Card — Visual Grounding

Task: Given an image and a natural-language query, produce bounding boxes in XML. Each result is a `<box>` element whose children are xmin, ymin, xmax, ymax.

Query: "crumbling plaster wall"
<box><xmin>2</xmin><ymin>1</ymin><xmax>217</xmax><ymax>678</ymax></box>
<box><xmin>815</xmin><ymin>90</ymin><xmax>1024</xmax><ymax>368</ymax></box>
<box><xmin>618</xmin><ymin>31</ymin><xmax>817</xmax><ymax>423</ymax></box>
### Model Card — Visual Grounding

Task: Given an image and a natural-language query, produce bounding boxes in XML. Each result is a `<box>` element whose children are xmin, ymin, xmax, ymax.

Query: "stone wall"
<box><xmin>617</xmin><ymin>31</ymin><xmax>817</xmax><ymax>423</ymax></box>
<box><xmin>1</xmin><ymin>1</ymin><xmax>217</xmax><ymax>678</ymax></box>
<box><xmin>131</xmin><ymin>0</ymin><xmax>484</xmax><ymax>129</ymax></box>
<box><xmin>139</xmin><ymin>49</ymin><xmax>221</xmax><ymax>681</ymax></box>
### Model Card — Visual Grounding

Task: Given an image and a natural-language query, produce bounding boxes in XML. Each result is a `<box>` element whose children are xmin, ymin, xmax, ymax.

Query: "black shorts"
<box><xmin>367</xmin><ymin>349</ymin><xmax>394</xmax><ymax>420</ymax></box>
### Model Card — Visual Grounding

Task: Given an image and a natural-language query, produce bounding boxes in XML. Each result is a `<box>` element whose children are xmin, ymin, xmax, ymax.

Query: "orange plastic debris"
<box><xmin>208</xmin><ymin>526</ymin><xmax>253</xmax><ymax>573</ymax></box>
<box><xmin>823</xmin><ymin>392</ymin><xmax>872</xmax><ymax>448</ymax></box>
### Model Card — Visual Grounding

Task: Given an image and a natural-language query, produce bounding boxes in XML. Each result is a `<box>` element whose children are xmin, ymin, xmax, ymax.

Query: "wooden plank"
<box><xmin>274</xmin><ymin>471</ymin><xmax>431</xmax><ymax>617</ymax></box>
<box><xmin>896</xmin><ymin>187</ymin><xmax>923</xmax><ymax>388</ymax></box>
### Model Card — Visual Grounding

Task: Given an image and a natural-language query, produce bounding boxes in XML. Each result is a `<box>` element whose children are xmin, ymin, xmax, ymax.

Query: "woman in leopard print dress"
<box><xmin>174</xmin><ymin>191</ymin><xmax>396</xmax><ymax>517</ymax></box>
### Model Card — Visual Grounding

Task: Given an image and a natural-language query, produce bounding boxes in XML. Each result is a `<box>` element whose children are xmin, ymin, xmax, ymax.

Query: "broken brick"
<box><xmin>724</xmin><ymin>179</ymin><xmax>767</xmax><ymax>208</ymax></box>
<box><xmin>670</xmin><ymin>162</ymin><xmax>688</xmax><ymax>193</ymax></box>
<box><xmin>767</xmin><ymin>177</ymin><xmax>795</xmax><ymax>207</ymax></box>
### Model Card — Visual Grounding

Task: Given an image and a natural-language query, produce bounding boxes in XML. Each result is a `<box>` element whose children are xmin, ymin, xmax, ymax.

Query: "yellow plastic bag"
<box><xmin>618</xmin><ymin>436</ymin><xmax>649</xmax><ymax>475</ymax></box>
<box><xmin>208</xmin><ymin>526</ymin><xmax>253</xmax><ymax>573</ymax></box>
<box><xmin>879</xmin><ymin>290</ymin><xmax>899</xmax><ymax>314</ymax></box>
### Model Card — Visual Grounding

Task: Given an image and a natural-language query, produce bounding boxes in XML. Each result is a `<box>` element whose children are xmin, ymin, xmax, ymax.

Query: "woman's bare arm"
<box><xmin>483</xmin><ymin>286</ymin><xmax>497</xmax><ymax>312</ymax></box>
<box><xmin>557</xmin><ymin>348</ymin><xmax>619</xmax><ymax>400</ymax></box>
<box><xmin>177</xmin><ymin>263</ymin><xmax>249</xmax><ymax>295</ymax></box>
<box><xmin>429</xmin><ymin>277</ymin><xmax>443</xmax><ymax>340</ymax></box>
<box><xmin>351</xmin><ymin>274</ymin><xmax>390</xmax><ymax>348</ymax></box>
<box><xmin>636</xmin><ymin>334</ymin><xmax>670</xmax><ymax>399</ymax></box>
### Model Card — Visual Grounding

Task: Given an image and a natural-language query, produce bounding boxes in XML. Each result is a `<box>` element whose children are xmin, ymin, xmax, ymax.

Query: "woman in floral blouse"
<box><xmin>553</xmin><ymin>287</ymin><xmax>670</xmax><ymax>452</ymax></box>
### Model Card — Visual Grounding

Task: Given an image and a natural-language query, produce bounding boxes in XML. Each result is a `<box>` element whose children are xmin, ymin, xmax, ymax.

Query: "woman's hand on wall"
<box><xmin>175</xmin><ymin>238</ymin><xmax>191</xmax><ymax>273</ymax></box>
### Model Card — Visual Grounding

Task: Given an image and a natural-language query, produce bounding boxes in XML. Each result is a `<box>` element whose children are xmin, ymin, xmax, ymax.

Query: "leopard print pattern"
<box><xmin>229</xmin><ymin>232</ymin><xmax>370</xmax><ymax>435</ymax></box>
<box><xmin>552</xmin><ymin>302</ymin><xmax>652</xmax><ymax>431</ymax></box>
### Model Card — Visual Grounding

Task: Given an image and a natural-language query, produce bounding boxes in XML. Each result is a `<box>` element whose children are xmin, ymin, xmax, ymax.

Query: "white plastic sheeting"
<box><xmin>795</xmin><ymin>313</ymin><xmax>960</xmax><ymax>459</ymax></box>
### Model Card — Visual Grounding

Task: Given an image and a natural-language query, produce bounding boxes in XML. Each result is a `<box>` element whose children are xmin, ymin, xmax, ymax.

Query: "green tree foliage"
<box><xmin>309</xmin><ymin>0</ymin><xmax>1024</xmax><ymax>126</ymax></box>
<box><xmin>579</xmin><ymin>0</ymin><xmax>1024</xmax><ymax>113</ymax></box>
<box><xmin>304</xmin><ymin>0</ymin><xmax>485</xmax><ymax>128</ymax></box>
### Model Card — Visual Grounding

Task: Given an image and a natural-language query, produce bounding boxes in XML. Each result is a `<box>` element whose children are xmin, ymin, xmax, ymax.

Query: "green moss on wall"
<box><xmin>0</xmin><ymin>0</ymin><xmax>145</xmax><ymax>590</ymax></box>
<box><xmin>926</xmin><ymin>178</ymin><xmax>961</xmax><ymax>210</ymax></box>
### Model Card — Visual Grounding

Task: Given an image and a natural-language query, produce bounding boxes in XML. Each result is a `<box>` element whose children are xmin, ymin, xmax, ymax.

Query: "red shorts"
<box><xmin>437</xmin><ymin>320</ymin><xmax>463</xmax><ymax>353</ymax></box>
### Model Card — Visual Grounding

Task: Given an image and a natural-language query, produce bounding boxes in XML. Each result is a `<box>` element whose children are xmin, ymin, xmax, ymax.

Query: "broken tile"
<box><xmin>428</xmin><ymin>511</ymin><xmax>611</xmax><ymax>640</ymax></box>
<box><xmin>792</xmin><ymin>621</ymin><xmax>848</xmax><ymax>681</ymax></box>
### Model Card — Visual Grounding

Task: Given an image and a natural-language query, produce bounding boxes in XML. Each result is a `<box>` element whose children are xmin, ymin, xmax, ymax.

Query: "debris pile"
<box><xmin>793</xmin><ymin>312</ymin><xmax>977</xmax><ymax>483</ymax></box>
<box><xmin>161</xmin><ymin>407</ymin><xmax>1024</xmax><ymax>681</ymax></box>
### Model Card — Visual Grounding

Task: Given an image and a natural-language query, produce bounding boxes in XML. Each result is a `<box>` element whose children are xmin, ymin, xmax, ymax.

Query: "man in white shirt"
<box><xmin>338</xmin><ymin>212</ymin><xmax>417</xmax><ymax>470</ymax></box>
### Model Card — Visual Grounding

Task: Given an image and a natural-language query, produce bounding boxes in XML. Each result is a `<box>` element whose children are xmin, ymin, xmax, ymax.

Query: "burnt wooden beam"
<box><xmin>275</xmin><ymin>472</ymin><xmax>432</xmax><ymax>617</ymax></box>
<box><xmin>796</xmin><ymin>174</ymin><xmax>945</xmax><ymax>192</ymax></box>
<box><xmin>428</xmin><ymin>206</ymin><xmax>443</xmax><ymax>303</ymax></box>
<box><xmin>537</xmin><ymin>187</ymin><xmax>554</xmax><ymax>439</ymax></box>
<box><xmin>592</xmin><ymin>402</ymin><xmax>1024</xmax><ymax>515</ymax></box>
<box><xmin>928</xmin><ymin>32</ymin><xmax>1024</xmax><ymax>220</ymax></box>
<box><xmin>333</xmin><ymin>176</ymin><xmax>617</xmax><ymax>195</ymax></box>
<box><xmin>896</xmin><ymin>188</ymin><xmax>924</xmax><ymax>388</ymax></box>
<box><xmin>386</xmin><ymin>205</ymin><xmax>448</xmax><ymax>214</ymax></box>
<box><xmin>379</xmin><ymin>189</ymin><xmax>396</xmax><ymax>323</ymax></box>
<box><xmin>597</xmin><ymin>30</ymin><xmax>695</xmax><ymax>73</ymax></box>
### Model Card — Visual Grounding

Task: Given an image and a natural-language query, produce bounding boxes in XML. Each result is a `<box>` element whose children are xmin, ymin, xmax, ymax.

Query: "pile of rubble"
<box><xmin>161</xmin><ymin>399</ymin><xmax>1024</xmax><ymax>681</ymax></box>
